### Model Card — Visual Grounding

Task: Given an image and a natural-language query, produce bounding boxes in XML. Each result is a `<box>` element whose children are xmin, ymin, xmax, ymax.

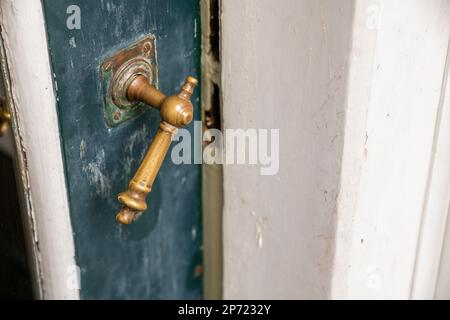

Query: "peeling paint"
<box><xmin>256</xmin><ymin>221</ymin><xmax>263</xmax><ymax>249</ymax></box>
<box><xmin>125</xmin><ymin>124</ymin><xmax>148</xmax><ymax>156</ymax></box>
<box><xmin>69</xmin><ymin>36</ymin><xmax>77</xmax><ymax>48</ymax></box>
<box><xmin>249</xmin><ymin>211</ymin><xmax>266</xmax><ymax>249</ymax></box>
<box><xmin>79</xmin><ymin>139</ymin><xmax>86</xmax><ymax>159</ymax></box>
<box><xmin>82</xmin><ymin>148</ymin><xmax>113</xmax><ymax>198</ymax></box>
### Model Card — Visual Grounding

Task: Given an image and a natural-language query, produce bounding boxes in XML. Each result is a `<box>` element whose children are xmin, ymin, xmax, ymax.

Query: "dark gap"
<box><xmin>205</xmin><ymin>83</ymin><xmax>222</xmax><ymax>131</ymax></box>
<box><xmin>0</xmin><ymin>152</ymin><xmax>34</xmax><ymax>299</ymax></box>
<box><xmin>0</xmin><ymin>71</ymin><xmax>33</xmax><ymax>299</ymax></box>
<box><xmin>209</xmin><ymin>0</ymin><xmax>220</xmax><ymax>63</ymax></box>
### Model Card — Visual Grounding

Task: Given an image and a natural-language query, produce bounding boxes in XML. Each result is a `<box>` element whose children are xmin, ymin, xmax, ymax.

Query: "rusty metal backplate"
<box><xmin>100</xmin><ymin>35</ymin><xmax>158</xmax><ymax>127</ymax></box>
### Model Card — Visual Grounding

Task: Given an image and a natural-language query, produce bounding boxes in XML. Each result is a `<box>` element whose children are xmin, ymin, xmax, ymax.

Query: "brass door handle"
<box><xmin>116</xmin><ymin>75</ymin><xmax>197</xmax><ymax>224</ymax></box>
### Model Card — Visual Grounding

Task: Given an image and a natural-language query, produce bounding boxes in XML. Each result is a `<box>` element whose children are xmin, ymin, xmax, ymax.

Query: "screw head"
<box><xmin>142</xmin><ymin>42</ymin><xmax>152</xmax><ymax>56</ymax></box>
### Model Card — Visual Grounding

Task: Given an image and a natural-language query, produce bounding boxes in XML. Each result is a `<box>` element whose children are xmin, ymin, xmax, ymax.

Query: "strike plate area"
<box><xmin>100</xmin><ymin>35</ymin><xmax>158</xmax><ymax>127</ymax></box>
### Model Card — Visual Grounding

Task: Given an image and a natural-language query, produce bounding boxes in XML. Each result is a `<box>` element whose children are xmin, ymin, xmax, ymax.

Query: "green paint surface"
<box><xmin>42</xmin><ymin>0</ymin><xmax>202</xmax><ymax>299</ymax></box>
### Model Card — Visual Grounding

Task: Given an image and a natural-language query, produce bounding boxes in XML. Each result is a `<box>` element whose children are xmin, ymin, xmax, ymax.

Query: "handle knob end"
<box><xmin>116</xmin><ymin>207</ymin><xmax>142</xmax><ymax>225</ymax></box>
<box><xmin>179</xmin><ymin>77</ymin><xmax>198</xmax><ymax>99</ymax></box>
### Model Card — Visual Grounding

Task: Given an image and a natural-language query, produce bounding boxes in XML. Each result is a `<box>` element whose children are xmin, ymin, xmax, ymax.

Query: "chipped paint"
<box><xmin>249</xmin><ymin>210</ymin><xmax>266</xmax><ymax>249</ymax></box>
<box><xmin>41</xmin><ymin>0</ymin><xmax>203</xmax><ymax>299</ymax></box>
<box><xmin>69</xmin><ymin>36</ymin><xmax>77</xmax><ymax>48</ymax></box>
<box><xmin>82</xmin><ymin>148</ymin><xmax>113</xmax><ymax>198</ymax></box>
<box><xmin>125</xmin><ymin>124</ymin><xmax>148</xmax><ymax>156</ymax></box>
<box><xmin>256</xmin><ymin>221</ymin><xmax>263</xmax><ymax>249</ymax></box>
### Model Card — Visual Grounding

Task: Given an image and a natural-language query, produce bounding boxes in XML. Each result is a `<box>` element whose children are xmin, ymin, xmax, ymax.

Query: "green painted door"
<box><xmin>41</xmin><ymin>0</ymin><xmax>202</xmax><ymax>299</ymax></box>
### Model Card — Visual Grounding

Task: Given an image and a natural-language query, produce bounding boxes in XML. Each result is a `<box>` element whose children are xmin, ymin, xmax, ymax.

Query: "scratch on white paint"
<box><xmin>250</xmin><ymin>210</ymin><xmax>266</xmax><ymax>249</ymax></box>
<box><xmin>194</xmin><ymin>18</ymin><xmax>198</xmax><ymax>38</ymax></box>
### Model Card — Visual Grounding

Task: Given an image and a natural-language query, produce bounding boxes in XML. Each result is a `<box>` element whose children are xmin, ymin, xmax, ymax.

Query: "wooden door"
<box><xmin>40</xmin><ymin>0</ymin><xmax>202</xmax><ymax>299</ymax></box>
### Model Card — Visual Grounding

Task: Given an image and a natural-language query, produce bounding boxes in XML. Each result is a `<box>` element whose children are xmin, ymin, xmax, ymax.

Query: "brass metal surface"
<box><xmin>0</xmin><ymin>96</ymin><xmax>10</xmax><ymax>136</ymax></box>
<box><xmin>116</xmin><ymin>75</ymin><xmax>198</xmax><ymax>224</ymax></box>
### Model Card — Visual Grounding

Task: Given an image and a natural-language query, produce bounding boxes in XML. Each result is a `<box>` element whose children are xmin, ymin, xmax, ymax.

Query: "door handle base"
<box><xmin>100</xmin><ymin>35</ymin><xmax>158</xmax><ymax>127</ymax></box>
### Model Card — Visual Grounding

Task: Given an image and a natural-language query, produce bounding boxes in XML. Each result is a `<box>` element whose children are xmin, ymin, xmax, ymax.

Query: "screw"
<box><xmin>113</xmin><ymin>111</ymin><xmax>121</xmax><ymax>121</ymax></box>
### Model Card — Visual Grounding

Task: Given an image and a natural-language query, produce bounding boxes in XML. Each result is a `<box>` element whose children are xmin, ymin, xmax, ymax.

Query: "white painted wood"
<box><xmin>222</xmin><ymin>0</ymin><xmax>450</xmax><ymax>299</ymax></box>
<box><xmin>0</xmin><ymin>0</ymin><xmax>79</xmax><ymax>299</ymax></box>
<box><xmin>411</xmin><ymin>41</ymin><xmax>450</xmax><ymax>299</ymax></box>
<box><xmin>0</xmin><ymin>128</ymin><xmax>15</xmax><ymax>157</ymax></box>
<box><xmin>222</xmin><ymin>0</ymin><xmax>354</xmax><ymax>299</ymax></box>
<box><xmin>435</xmin><ymin>204</ymin><xmax>450</xmax><ymax>298</ymax></box>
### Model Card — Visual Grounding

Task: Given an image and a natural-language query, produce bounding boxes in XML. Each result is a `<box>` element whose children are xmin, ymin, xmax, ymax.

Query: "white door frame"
<box><xmin>0</xmin><ymin>0</ymin><xmax>78</xmax><ymax>300</ymax></box>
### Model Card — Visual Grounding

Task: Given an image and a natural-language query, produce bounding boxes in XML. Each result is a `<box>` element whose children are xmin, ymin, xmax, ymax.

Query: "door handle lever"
<box><xmin>116</xmin><ymin>75</ymin><xmax>197</xmax><ymax>224</ymax></box>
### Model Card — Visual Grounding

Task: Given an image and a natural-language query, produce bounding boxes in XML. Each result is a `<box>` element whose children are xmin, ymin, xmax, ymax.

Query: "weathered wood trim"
<box><xmin>0</xmin><ymin>0</ymin><xmax>79</xmax><ymax>300</ymax></box>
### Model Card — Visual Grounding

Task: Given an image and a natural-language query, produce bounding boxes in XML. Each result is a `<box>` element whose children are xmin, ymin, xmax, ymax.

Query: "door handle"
<box><xmin>116</xmin><ymin>75</ymin><xmax>197</xmax><ymax>224</ymax></box>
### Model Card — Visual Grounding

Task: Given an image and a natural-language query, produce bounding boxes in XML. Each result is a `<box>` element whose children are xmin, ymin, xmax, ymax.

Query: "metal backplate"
<box><xmin>100</xmin><ymin>35</ymin><xmax>158</xmax><ymax>127</ymax></box>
